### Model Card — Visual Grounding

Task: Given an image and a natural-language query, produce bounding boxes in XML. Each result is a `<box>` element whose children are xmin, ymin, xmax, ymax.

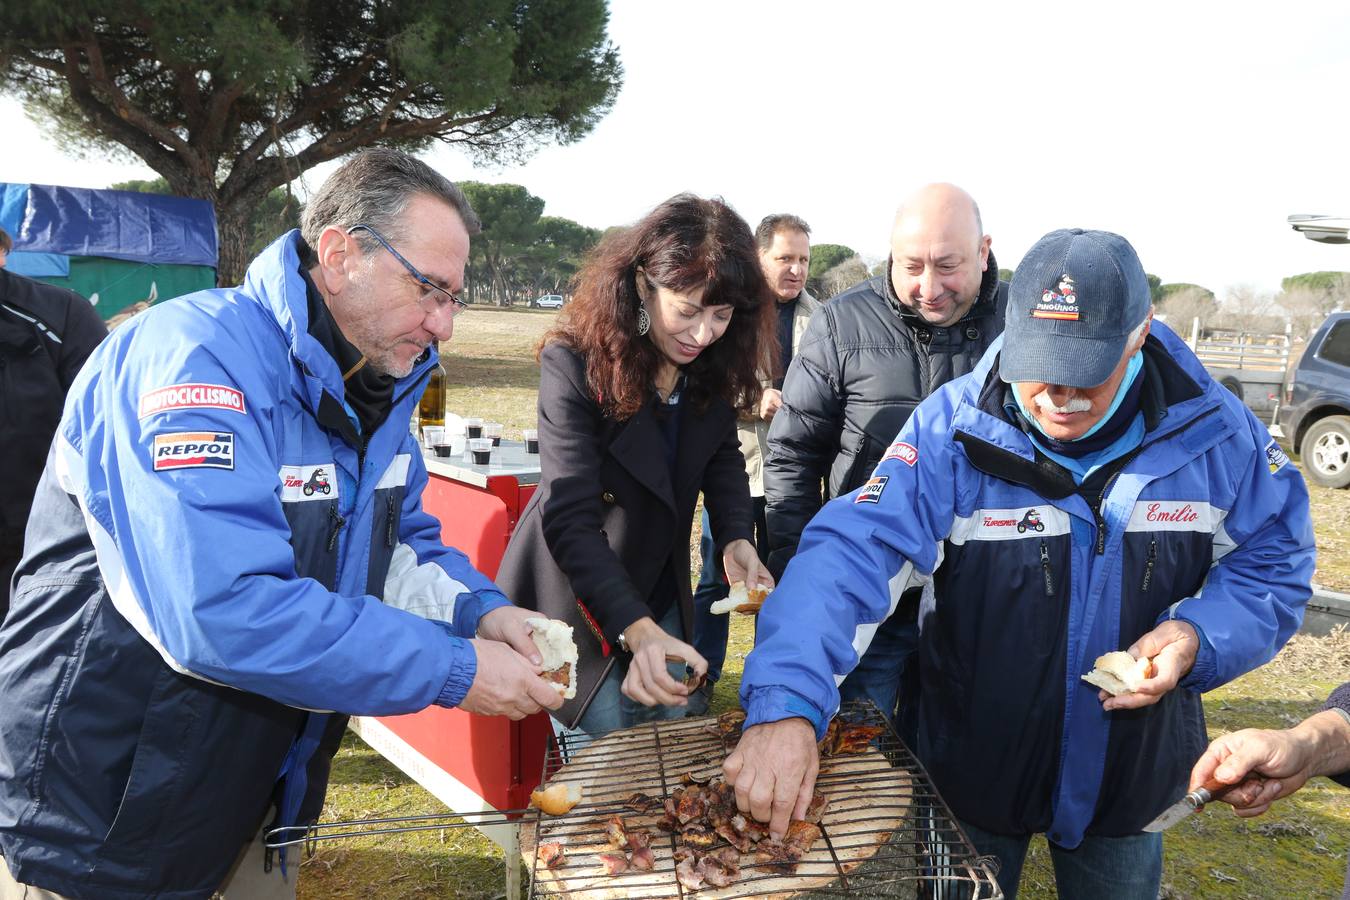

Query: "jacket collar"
<box><xmin>794</xmin><ymin>287</ymin><xmax>822</xmax><ymax>316</ymax></box>
<box><xmin>881</xmin><ymin>249</ymin><xmax>1004</xmax><ymax>327</ymax></box>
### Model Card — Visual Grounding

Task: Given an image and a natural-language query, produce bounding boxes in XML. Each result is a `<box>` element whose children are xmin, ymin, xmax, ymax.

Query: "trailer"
<box><xmin>1185</xmin><ymin>319</ymin><xmax>1291</xmax><ymax>416</ymax></box>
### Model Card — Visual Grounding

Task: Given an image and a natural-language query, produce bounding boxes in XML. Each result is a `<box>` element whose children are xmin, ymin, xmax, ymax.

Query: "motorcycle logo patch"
<box><xmin>1032</xmin><ymin>273</ymin><xmax>1081</xmax><ymax>321</ymax></box>
<box><xmin>855</xmin><ymin>475</ymin><xmax>889</xmax><ymax>504</ymax></box>
<box><xmin>279</xmin><ymin>464</ymin><xmax>339</xmax><ymax>502</ymax></box>
<box><xmin>152</xmin><ymin>432</ymin><xmax>235</xmax><ymax>471</ymax></box>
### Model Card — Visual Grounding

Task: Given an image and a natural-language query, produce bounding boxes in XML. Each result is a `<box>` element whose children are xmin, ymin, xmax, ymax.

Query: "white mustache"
<box><xmin>1033</xmin><ymin>391</ymin><xmax>1092</xmax><ymax>415</ymax></box>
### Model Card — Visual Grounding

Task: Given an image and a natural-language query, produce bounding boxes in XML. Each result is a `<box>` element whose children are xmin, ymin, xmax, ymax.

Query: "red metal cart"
<box><xmin>350</xmin><ymin>440</ymin><xmax>550</xmax><ymax>891</ymax></box>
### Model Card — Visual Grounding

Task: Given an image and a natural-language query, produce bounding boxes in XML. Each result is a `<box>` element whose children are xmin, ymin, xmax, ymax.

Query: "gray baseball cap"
<box><xmin>1001</xmin><ymin>229</ymin><xmax>1151</xmax><ymax>388</ymax></box>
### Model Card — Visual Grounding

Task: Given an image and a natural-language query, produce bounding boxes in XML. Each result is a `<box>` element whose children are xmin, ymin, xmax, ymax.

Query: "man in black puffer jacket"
<box><xmin>763</xmin><ymin>183</ymin><xmax>1006</xmax><ymax>725</ymax></box>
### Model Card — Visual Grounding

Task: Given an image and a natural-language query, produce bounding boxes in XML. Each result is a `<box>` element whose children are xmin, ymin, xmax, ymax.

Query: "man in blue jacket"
<box><xmin>724</xmin><ymin>229</ymin><xmax>1314</xmax><ymax>899</ymax></box>
<box><xmin>0</xmin><ymin>149</ymin><xmax>562</xmax><ymax>900</ymax></box>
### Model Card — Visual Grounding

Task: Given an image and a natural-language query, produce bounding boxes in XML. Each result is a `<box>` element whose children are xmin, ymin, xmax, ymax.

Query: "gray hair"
<box><xmin>754</xmin><ymin>214</ymin><xmax>811</xmax><ymax>252</ymax></box>
<box><xmin>1126</xmin><ymin>308</ymin><xmax>1154</xmax><ymax>346</ymax></box>
<box><xmin>302</xmin><ymin>148</ymin><xmax>481</xmax><ymax>254</ymax></box>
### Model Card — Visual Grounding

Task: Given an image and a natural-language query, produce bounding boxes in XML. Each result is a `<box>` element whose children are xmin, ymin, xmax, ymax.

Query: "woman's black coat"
<box><xmin>497</xmin><ymin>342</ymin><xmax>754</xmax><ymax>651</ymax></box>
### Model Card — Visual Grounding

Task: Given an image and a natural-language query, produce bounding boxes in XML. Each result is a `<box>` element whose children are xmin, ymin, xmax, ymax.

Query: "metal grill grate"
<box><xmin>266</xmin><ymin>701</ymin><xmax>1001</xmax><ymax>898</ymax></box>
<box><xmin>521</xmin><ymin>700</ymin><xmax>1001</xmax><ymax>899</ymax></box>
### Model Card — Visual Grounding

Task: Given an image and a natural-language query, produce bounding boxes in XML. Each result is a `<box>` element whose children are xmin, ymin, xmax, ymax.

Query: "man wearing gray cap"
<box><xmin>724</xmin><ymin>228</ymin><xmax>1315</xmax><ymax>898</ymax></box>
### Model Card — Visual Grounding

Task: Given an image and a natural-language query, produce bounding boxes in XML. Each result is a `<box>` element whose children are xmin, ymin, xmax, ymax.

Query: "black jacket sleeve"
<box><xmin>57</xmin><ymin>290</ymin><xmax>108</xmax><ymax>387</ymax></box>
<box><xmin>535</xmin><ymin>343</ymin><xmax>650</xmax><ymax>640</ymax></box>
<box><xmin>701</xmin><ymin>415</ymin><xmax>755</xmax><ymax>557</ymax></box>
<box><xmin>763</xmin><ymin>307</ymin><xmax>840</xmax><ymax>579</ymax></box>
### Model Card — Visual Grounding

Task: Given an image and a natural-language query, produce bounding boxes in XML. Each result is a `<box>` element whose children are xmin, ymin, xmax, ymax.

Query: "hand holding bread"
<box><xmin>1081</xmin><ymin>651</ymin><xmax>1156</xmax><ymax>696</ymax></box>
<box><xmin>526</xmin><ymin>617</ymin><xmax>578</xmax><ymax>700</ymax></box>
<box><xmin>460</xmin><ymin>638</ymin><xmax>565</xmax><ymax>719</ymax></box>
<box><xmin>1089</xmin><ymin>620</ymin><xmax>1201</xmax><ymax>712</ymax></box>
<box><xmin>710</xmin><ymin>581</ymin><xmax>771</xmax><ymax>616</ymax></box>
<box><xmin>719</xmin><ymin>539</ymin><xmax>774</xmax><ymax>613</ymax></box>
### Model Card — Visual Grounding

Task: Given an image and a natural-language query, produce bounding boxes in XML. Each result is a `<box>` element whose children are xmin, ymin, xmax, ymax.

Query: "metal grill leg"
<box><xmin>506</xmin><ymin>824</ymin><xmax>521</xmax><ymax>900</ymax></box>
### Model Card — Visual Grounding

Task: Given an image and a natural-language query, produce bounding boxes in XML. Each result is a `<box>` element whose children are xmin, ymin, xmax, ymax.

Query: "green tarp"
<box><xmin>35</xmin><ymin>256</ymin><xmax>215</xmax><ymax>320</ymax></box>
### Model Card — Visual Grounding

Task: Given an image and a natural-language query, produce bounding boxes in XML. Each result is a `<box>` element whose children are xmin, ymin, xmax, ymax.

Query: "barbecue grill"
<box><xmin>268</xmin><ymin>700</ymin><xmax>1001</xmax><ymax>899</ymax></box>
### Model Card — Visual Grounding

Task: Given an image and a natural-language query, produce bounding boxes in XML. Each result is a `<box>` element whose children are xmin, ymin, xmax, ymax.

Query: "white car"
<box><xmin>534</xmin><ymin>294</ymin><xmax>565</xmax><ymax>309</ymax></box>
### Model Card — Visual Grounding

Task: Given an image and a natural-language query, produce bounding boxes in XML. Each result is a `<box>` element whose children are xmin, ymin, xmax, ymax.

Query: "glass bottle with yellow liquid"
<box><xmin>418</xmin><ymin>360</ymin><xmax>447</xmax><ymax>428</ymax></box>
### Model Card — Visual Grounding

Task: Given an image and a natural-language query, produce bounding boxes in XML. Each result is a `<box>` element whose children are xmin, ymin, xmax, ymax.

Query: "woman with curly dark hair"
<box><xmin>497</xmin><ymin>194</ymin><xmax>777</xmax><ymax>735</ymax></box>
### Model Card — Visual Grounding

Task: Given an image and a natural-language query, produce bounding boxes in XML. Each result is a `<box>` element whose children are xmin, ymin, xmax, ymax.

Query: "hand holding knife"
<box><xmin>1143</xmin><ymin>774</ymin><xmax>1267</xmax><ymax>832</ymax></box>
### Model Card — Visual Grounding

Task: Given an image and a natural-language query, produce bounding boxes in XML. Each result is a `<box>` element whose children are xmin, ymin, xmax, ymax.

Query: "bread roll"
<box><xmin>527</xmin><ymin>617</ymin><xmax>578</xmax><ymax>700</ymax></box>
<box><xmin>709</xmin><ymin>581</ymin><xmax>770</xmax><ymax>616</ymax></box>
<box><xmin>1081</xmin><ymin>651</ymin><xmax>1155</xmax><ymax>696</ymax></box>
<box><xmin>530</xmin><ymin>780</ymin><xmax>584</xmax><ymax>815</ymax></box>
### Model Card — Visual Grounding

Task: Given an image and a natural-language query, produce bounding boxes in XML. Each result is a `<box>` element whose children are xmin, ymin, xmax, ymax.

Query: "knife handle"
<box><xmin>1192</xmin><ymin>774</ymin><xmax>1264</xmax><ymax>808</ymax></box>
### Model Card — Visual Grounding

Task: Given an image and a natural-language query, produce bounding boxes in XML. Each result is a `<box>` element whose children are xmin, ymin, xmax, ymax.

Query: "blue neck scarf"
<box><xmin>1010</xmin><ymin>350</ymin><xmax>1144</xmax><ymax>459</ymax></box>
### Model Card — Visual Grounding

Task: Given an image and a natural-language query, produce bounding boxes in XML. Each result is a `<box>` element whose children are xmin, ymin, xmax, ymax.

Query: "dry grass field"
<box><xmin>297</xmin><ymin>306</ymin><xmax>1350</xmax><ymax>899</ymax></box>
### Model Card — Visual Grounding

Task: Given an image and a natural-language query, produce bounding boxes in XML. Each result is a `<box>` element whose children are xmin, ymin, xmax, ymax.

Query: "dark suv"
<box><xmin>1275</xmin><ymin>311</ymin><xmax>1350</xmax><ymax>488</ymax></box>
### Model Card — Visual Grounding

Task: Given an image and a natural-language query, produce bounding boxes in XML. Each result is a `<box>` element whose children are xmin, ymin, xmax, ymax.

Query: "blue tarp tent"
<box><xmin>1</xmin><ymin>182</ymin><xmax>218</xmax><ymax>319</ymax></box>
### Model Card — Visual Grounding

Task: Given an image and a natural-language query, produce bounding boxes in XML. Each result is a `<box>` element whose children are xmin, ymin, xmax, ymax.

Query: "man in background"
<box><xmin>763</xmin><ymin>184</ymin><xmax>1006</xmax><ymax>725</ymax></box>
<box><xmin>690</xmin><ymin>214</ymin><xmax>819</xmax><ymax>712</ymax></box>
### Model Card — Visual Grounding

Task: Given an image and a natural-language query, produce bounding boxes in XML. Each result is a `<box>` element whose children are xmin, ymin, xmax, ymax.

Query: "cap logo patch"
<box><xmin>855</xmin><ymin>474</ymin><xmax>889</xmax><ymax>504</ymax></box>
<box><xmin>152</xmin><ymin>432</ymin><xmax>235</xmax><ymax>471</ymax></box>
<box><xmin>1032</xmin><ymin>273</ymin><xmax>1082</xmax><ymax>321</ymax></box>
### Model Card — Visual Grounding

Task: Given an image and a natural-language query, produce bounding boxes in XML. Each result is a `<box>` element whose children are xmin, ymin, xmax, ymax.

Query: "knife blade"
<box><xmin>1143</xmin><ymin>775</ymin><xmax>1262</xmax><ymax>832</ymax></box>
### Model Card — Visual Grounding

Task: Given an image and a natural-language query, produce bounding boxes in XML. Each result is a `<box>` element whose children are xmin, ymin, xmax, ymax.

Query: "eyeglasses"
<box><xmin>347</xmin><ymin>223</ymin><xmax>467</xmax><ymax>319</ymax></box>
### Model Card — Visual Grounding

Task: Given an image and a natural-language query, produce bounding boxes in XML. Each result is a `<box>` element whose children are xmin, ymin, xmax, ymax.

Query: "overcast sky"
<box><xmin>5</xmin><ymin>1</ymin><xmax>1350</xmax><ymax>295</ymax></box>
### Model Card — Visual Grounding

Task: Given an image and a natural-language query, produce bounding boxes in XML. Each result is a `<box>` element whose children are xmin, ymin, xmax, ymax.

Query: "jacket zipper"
<box><xmin>1091</xmin><ymin>406</ymin><xmax>1221</xmax><ymax>555</ymax></box>
<box><xmin>1140</xmin><ymin>539</ymin><xmax>1156</xmax><ymax>592</ymax></box>
<box><xmin>358</xmin><ymin>431</ymin><xmax>372</xmax><ymax>472</ymax></box>
<box><xmin>386</xmin><ymin>494</ymin><xmax>397</xmax><ymax>548</ymax></box>
<box><xmin>1039</xmin><ymin>541</ymin><xmax>1054</xmax><ymax>597</ymax></box>
<box><xmin>327</xmin><ymin>504</ymin><xmax>346</xmax><ymax>552</ymax></box>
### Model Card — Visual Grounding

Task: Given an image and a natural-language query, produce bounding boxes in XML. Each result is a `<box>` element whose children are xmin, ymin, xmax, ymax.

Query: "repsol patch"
<box><xmin>139</xmin><ymin>383</ymin><xmax>246</xmax><ymax>418</ymax></box>
<box><xmin>1265</xmin><ymin>439</ymin><xmax>1290</xmax><ymax>474</ymax></box>
<box><xmin>882</xmin><ymin>441</ymin><xmax>918</xmax><ymax>466</ymax></box>
<box><xmin>855</xmin><ymin>475</ymin><xmax>889</xmax><ymax>504</ymax></box>
<box><xmin>152</xmin><ymin>432</ymin><xmax>235</xmax><ymax>471</ymax></box>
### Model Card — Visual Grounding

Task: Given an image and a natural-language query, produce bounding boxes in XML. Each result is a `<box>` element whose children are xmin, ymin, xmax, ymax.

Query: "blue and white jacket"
<box><xmin>742</xmin><ymin>322</ymin><xmax>1314</xmax><ymax>847</ymax></box>
<box><xmin>0</xmin><ymin>232</ymin><xmax>506</xmax><ymax>899</ymax></box>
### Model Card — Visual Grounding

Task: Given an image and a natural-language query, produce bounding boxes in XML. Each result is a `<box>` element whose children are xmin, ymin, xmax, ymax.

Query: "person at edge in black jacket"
<box><xmin>762</xmin><ymin>183</ymin><xmax>1007</xmax><ymax>731</ymax></box>
<box><xmin>0</xmin><ymin>228</ymin><xmax>107</xmax><ymax>621</ymax></box>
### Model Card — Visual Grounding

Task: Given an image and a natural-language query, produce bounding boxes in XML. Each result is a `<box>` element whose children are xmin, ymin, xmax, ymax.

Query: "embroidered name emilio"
<box><xmin>1145</xmin><ymin>503</ymin><xmax>1199</xmax><ymax>523</ymax></box>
